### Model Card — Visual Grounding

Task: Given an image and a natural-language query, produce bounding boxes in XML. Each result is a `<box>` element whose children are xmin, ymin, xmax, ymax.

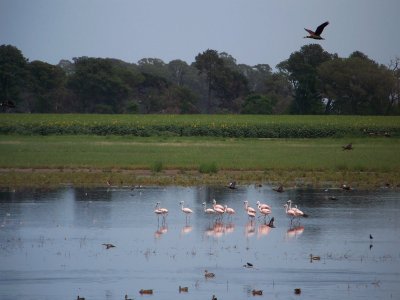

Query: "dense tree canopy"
<box><xmin>0</xmin><ymin>44</ymin><xmax>398</xmax><ymax>115</ymax></box>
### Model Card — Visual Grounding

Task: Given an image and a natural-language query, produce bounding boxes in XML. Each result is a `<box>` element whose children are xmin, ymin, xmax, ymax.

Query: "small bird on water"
<box><xmin>102</xmin><ymin>243</ymin><xmax>116</xmax><ymax>249</ymax></box>
<box><xmin>204</xmin><ymin>270</ymin><xmax>215</xmax><ymax>278</ymax></box>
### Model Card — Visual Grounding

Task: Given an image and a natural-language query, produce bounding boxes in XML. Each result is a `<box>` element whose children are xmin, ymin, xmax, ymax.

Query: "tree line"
<box><xmin>1</xmin><ymin>44</ymin><xmax>399</xmax><ymax>115</ymax></box>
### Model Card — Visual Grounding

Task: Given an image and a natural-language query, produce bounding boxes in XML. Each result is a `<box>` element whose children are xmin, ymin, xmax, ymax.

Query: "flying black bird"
<box><xmin>304</xmin><ymin>21</ymin><xmax>329</xmax><ymax>40</ymax></box>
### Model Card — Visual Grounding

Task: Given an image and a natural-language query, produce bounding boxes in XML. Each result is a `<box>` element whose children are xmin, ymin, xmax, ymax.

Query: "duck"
<box><xmin>179</xmin><ymin>286</ymin><xmax>189</xmax><ymax>293</ymax></box>
<box><xmin>204</xmin><ymin>270</ymin><xmax>215</xmax><ymax>278</ymax></box>
<box><xmin>310</xmin><ymin>254</ymin><xmax>321</xmax><ymax>261</ymax></box>
<box><xmin>139</xmin><ymin>289</ymin><xmax>153</xmax><ymax>295</ymax></box>
<box><xmin>102</xmin><ymin>243</ymin><xmax>116</xmax><ymax>249</ymax></box>
<box><xmin>252</xmin><ymin>289</ymin><xmax>263</xmax><ymax>295</ymax></box>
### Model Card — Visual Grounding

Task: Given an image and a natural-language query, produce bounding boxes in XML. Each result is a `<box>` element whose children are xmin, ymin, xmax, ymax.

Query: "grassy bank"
<box><xmin>0</xmin><ymin>135</ymin><xmax>399</xmax><ymax>188</ymax></box>
<box><xmin>1</xmin><ymin>114</ymin><xmax>399</xmax><ymax>138</ymax></box>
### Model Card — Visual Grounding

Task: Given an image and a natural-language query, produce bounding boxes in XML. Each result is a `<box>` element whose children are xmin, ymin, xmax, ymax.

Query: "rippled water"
<box><xmin>0</xmin><ymin>185</ymin><xmax>399</xmax><ymax>300</ymax></box>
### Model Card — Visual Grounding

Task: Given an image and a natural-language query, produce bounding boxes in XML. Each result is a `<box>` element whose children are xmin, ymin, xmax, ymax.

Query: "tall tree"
<box><xmin>277</xmin><ymin>44</ymin><xmax>335</xmax><ymax>114</ymax></box>
<box><xmin>28</xmin><ymin>60</ymin><xmax>67</xmax><ymax>112</ymax></box>
<box><xmin>194</xmin><ymin>49</ymin><xmax>224</xmax><ymax>113</ymax></box>
<box><xmin>0</xmin><ymin>45</ymin><xmax>28</xmax><ymax>110</ymax></box>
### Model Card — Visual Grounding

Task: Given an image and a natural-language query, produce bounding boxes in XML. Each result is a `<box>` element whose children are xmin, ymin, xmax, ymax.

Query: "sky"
<box><xmin>1</xmin><ymin>0</ymin><xmax>399</xmax><ymax>69</ymax></box>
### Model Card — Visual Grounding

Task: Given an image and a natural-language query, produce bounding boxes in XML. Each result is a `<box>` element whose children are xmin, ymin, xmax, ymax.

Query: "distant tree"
<box><xmin>388</xmin><ymin>57</ymin><xmax>400</xmax><ymax>114</ymax></box>
<box><xmin>0</xmin><ymin>45</ymin><xmax>28</xmax><ymax>111</ymax></box>
<box><xmin>28</xmin><ymin>60</ymin><xmax>67</xmax><ymax>112</ymax></box>
<box><xmin>57</xmin><ymin>59</ymin><xmax>75</xmax><ymax>76</ymax></box>
<box><xmin>138</xmin><ymin>58</ymin><xmax>169</xmax><ymax>78</ymax></box>
<box><xmin>167</xmin><ymin>59</ymin><xmax>190</xmax><ymax>86</ymax></box>
<box><xmin>277</xmin><ymin>44</ymin><xmax>336</xmax><ymax>114</ymax></box>
<box><xmin>163</xmin><ymin>85</ymin><xmax>198</xmax><ymax>114</ymax></box>
<box><xmin>68</xmin><ymin>57</ymin><xmax>143</xmax><ymax>113</ymax></box>
<box><xmin>242</xmin><ymin>94</ymin><xmax>275</xmax><ymax>114</ymax></box>
<box><xmin>318</xmin><ymin>53</ymin><xmax>395</xmax><ymax>114</ymax></box>
<box><xmin>194</xmin><ymin>49</ymin><xmax>224</xmax><ymax>113</ymax></box>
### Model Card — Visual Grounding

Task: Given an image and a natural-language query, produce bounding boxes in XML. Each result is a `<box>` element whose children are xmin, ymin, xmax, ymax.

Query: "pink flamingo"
<box><xmin>283</xmin><ymin>203</ymin><xmax>296</xmax><ymax>224</ymax></box>
<box><xmin>224</xmin><ymin>205</ymin><xmax>235</xmax><ymax>220</ymax></box>
<box><xmin>154</xmin><ymin>202</ymin><xmax>168</xmax><ymax>224</ymax></box>
<box><xmin>244</xmin><ymin>200</ymin><xmax>256</xmax><ymax>214</ymax></box>
<box><xmin>287</xmin><ymin>200</ymin><xmax>308</xmax><ymax>218</ymax></box>
<box><xmin>257</xmin><ymin>202</ymin><xmax>271</xmax><ymax>222</ymax></box>
<box><xmin>256</xmin><ymin>200</ymin><xmax>271</xmax><ymax>210</ymax></box>
<box><xmin>180</xmin><ymin>201</ymin><xmax>193</xmax><ymax>223</ymax></box>
<box><xmin>244</xmin><ymin>200</ymin><xmax>257</xmax><ymax>222</ymax></box>
<box><xmin>213</xmin><ymin>199</ymin><xmax>224</xmax><ymax>211</ymax></box>
<box><xmin>213</xmin><ymin>205</ymin><xmax>225</xmax><ymax>220</ymax></box>
<box><xmin>202</xmin><ymin>202</ymin><xmax>215</xmax><ymax>214</ymax></box>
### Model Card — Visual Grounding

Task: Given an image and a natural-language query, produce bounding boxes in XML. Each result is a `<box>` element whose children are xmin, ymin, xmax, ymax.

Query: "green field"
<box><xmin>1</xmin><ymin>114</ymin><xmax>399</xmax><ymax>138</ymax></box>
<box><xmin>0</xmin><ymin>114</ymin><xmax>399</xmax><ymax>188</ymax></box>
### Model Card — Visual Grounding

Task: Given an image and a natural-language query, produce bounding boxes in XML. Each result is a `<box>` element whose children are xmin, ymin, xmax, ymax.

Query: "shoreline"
<box><xmin>1</xmin><ymin>167</ymin><xmax>398</xmax><ymax>190</ymax></box>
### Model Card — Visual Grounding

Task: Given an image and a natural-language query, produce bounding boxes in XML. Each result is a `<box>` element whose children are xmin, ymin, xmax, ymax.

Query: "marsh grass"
<box><xmin>198</xmin><ymin>162</ymin><xmax>218</xmax><ymax>174</ymax></box>
<box><xmin>0</xmin><ymin>135</ymin><xmax>399</xmax><ymax>187</ymax></box>
<box><xmin>151</xmin><ymin>161</ymin><xmax>163</xmax><ymax>173</ymax></box>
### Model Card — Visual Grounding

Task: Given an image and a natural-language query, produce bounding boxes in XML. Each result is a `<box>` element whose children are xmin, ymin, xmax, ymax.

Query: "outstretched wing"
<box><xmin>304</xmin><ymin>28</ymin><xmax>315</xmax><ymax>35</ymax></box>
<box><xmin>315</xmin><ymin>21</ymin><xmax>329</xmax><ymax>35</ymax></box>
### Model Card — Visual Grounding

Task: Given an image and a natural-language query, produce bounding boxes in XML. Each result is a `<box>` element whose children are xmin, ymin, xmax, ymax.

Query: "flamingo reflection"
<box><xmin>286</xmin><ymin>225</ymin><xmax>304</xmax><ymax>239</ymax></box>
<box><xmin>181</xmin><ymin>225</ymin><xmax>193</xmax><ymax>235</ymax></box>
<box><xmin>154</xmin><ymin>224</ymin><xmax>168</xmax><ymax>239</ymax></box>
<box><xmin>204</xmin><ymin>221</ymin><xmax>235</xmax><ymax>238</ymax></box>
<box><xmin>245</xmin><ymin>221</ymin><xmax>256</xmax><ymax>238</ymax></box>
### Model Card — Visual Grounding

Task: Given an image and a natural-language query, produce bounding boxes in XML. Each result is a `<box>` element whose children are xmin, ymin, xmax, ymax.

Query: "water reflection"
<box><xmin>0</xmin><ymin>185</ymin><xmax>399</xmax><ymax>300</ymax></box>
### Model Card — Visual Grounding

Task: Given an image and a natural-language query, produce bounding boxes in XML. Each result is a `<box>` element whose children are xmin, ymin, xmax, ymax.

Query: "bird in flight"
<box><xmin>304</xmin><ymin>21</ymin><xmax>329</xmax><ymax>40</ymax></box>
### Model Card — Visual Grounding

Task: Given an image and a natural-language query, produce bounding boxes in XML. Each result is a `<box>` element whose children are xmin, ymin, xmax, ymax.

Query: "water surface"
<box><xmin>0</xmin><ymin>185</ymin><xmax>399</xmax><ymax>300</ymax></box>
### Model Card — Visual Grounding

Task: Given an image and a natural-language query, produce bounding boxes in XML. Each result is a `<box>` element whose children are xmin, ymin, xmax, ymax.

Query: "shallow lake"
<box><xmin>0</xmin><ymin>185</ymin><xmax>399</xmax><ymax>300</ymax></box>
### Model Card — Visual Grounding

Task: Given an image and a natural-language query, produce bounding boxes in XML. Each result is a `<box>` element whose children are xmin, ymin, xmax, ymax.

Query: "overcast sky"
<box><xmin>1</xmin><ymin>0</ymin><xmax>399</xmax><ymax>68</ymax></box>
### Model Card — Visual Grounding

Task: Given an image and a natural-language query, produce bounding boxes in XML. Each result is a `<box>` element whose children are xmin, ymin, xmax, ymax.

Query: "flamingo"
<box><xmin>180</xmin><ymin>201</ymin><xmax>193</xmax><ymax>222</ymax></box>
<box><xmin>213</xmin><ymin>205</ymin><xmax>225</xmax><ymax>220</ymax></box>
<box><xmin>202</xmin><ymin>202</ymin><xmax>215</xmax><ymax>214</ymax></box>
<box><xmin>224</xmin><ymin>205</ymin><xmax>235</xmax><ymax>220</ymax></box>
<box><xmin>256</xmin><ymin>200</ymin><xmax>271</xmax><ymax>210</ymax></box>
<box><xmin>283</xmin><ymin>203</ymin><xmax>296</xmax><ymax>224</ymax></box>
<box><xmin>287</xmin><ymin>200</ymin><xmax>308</xmax><ymax>218</ymax></box>
<box><xmin>244</xmin><ymin>200</ymin><xmax>257</xmax><ymax>222</ymax></box>
<box><xmin>304</xmin><ymin>21</ymin><xmax>329</xmax><ymax>40</ymax></box>
<box><xmin>257</xmin><ymin>203</ymin><xmax>271</xmax><ymax>222</ymax></box>
<box><xmin>154</xmin><ymin>202</ymin><xmax>168</xmax><ymax>224</ymax></box>
<box><xmin>244</xmin><ymin>200</ymin><xmax>256</xmax><ymax>214</ymax></box>
<box><xmin>213</xmin><ymin>199</ymin><xmax>224</xmax><ymax>211</ymax></box>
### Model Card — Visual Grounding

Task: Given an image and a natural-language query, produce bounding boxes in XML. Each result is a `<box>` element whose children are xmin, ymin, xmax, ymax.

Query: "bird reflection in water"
<box><xmin>286</xmin><ymin>225</ymin><xmax>304</xmax><ymax>239</ymax></box>
<box><xmin>245</xmin><ymin>221</ymin><xmax>256</xmax><ymax>238</ymax></box>
<box><xmin>154</xmin><ymin>224</ymin><xmax>168</xmax><ymax>239</ymax></box>
<box><xmin>204</xmin><ymin>221</ymin><xmax>235</xmax><ymax>238</ymax></box>
<box><xmin>181</xmin><ymin>225</ymin><xmax>193</xmax><ymax>235</ymax></box>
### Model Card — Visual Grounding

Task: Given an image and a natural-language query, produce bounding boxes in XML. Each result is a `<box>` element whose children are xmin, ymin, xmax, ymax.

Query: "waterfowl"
<box><xmin>102</xmin><ymin>243</ymin><xmax>116</xmax><ymax>249</ymax></box>
<box><xmin>341</xmin><ymin>184</ymin><xmax>352</xmax><ymax>190</ymax></box>
<box><xmin>212</xmin><ymin>295</ymin><xmax>217</xmax><ymax>300</ymax></box>
<box><xmin>294</xmin><ymin>288</ymin><xmax>302</xmax><ymax>294</ymax></box>
<box><xmin>204</xmin><ymin>270</ymin><xmax>215</xmax><ymax>278</ymax></box>
<box><xmin>179</xmin><ymin>286</ymin><xmax>189</xmax><ymax>293</ymax></box>
<box><xmin>77</xmin><ymin>296</ymin><xmax>85</xmax><ymax>300</ymax></box>
<box><xmin>243</xmin><ymin>262</ymin><xmax>253</xmax><ymax>268</ymax></box>
<box><xmin>310</xmin><ymin>254</ymin><xmax>321</xmax><ymax>261</ymax></box>
<box><xmin>125</xmin><ymin>294</ymin><xmax>132</xmax><ymax>300</ymax></box>
<box><xmin>342</xmin><ymin>143</ymin><xmax>353</xmax><ymax>150</ymax></box>
<box><xmin>139</xmin><ymin>289</ymin><xmax>153</xmax><ymax>295</ymax></box>
<box><xmin>228</xmin><ymin>181</ymin><xmax>237</xmax><ymax>189</ymax></box>
<box><xmin>252</xmin><ymin>289</ymin><xmax>263</xmax><ymax>295</ymax></box>
<box><xmin>273</xmin><ymin>185</ymin><xmax>284</xmax><ymax>193</ymax></box>
<box><xmin>304</xmin><ymin>21</ymin><xmax>329</xmax><ymax>40</ymax></box>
